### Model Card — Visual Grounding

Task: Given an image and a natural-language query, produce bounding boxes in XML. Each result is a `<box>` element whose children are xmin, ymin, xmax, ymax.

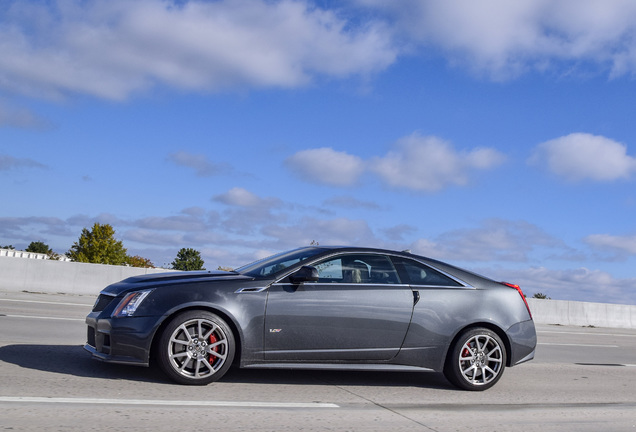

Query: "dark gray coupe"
<box><xmin>85</xmin><ymin>246</ymin><xmax>536</xmax><ymax>391</ymax></box>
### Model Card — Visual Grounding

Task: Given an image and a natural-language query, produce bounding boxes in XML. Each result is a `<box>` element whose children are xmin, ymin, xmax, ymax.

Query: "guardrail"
<box><xmin>1</xmin><ymin>255</ymin><xmax>634</xmax><ymax>328</ymax></box>
<box><xmin>0</xmin><ymin>248</ymin><xmax>48</xmax><ymax>260</ymax></box>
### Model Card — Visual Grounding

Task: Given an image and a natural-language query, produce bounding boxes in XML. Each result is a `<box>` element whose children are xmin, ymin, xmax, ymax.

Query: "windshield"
<box><xmin>235</xmin><ymin>247</ymin><xmax>325</xmax><ymax>278</ymax></box>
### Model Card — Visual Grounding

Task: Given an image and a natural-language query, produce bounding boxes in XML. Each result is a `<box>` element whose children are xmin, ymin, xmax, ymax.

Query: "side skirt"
<box><xmin>241</xmin><ymin>363</ymin><xmax>435</xmax><ymax>372</ymax></box>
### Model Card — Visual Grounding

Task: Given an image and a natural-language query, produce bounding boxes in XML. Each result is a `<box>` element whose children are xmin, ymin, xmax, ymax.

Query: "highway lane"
<box><xmin>1</xmin><ymin>291</ymin><xmax>635</xmax><ymax>431</ymax></box>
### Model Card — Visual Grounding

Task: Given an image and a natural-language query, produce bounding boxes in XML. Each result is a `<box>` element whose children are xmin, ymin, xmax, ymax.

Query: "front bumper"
<box><xmin>84</xmin><ymin>311</ymin><xmax>161</xmax><ymax>367</ymax></box>
<box><xmin>506</xmin><ymin>319</ymin><xmax>537</xmax><ymax>366</ymax></box>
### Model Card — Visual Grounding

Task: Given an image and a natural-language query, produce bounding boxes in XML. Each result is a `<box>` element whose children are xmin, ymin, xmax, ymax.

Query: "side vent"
<box><xmin>235</xmin><ymin>287</ymin><xmax>267</xmax><ymax>294</ymax></box>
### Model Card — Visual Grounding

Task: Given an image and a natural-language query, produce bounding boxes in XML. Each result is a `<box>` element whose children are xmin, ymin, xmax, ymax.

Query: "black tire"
<box><xmin>157</xmin><ymin>310</ymin><xmax>235</xmax><ymax>385</ymax></box>
<box><xmin>444</xmin><ymin>327</ymin><xmax>506</xmax><ymax>391</ymax></box>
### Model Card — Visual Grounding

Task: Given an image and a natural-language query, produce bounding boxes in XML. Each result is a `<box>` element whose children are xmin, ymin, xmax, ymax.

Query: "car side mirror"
<box><xmin>289</xmin><ymin>265</ymin><xmax>319</xmax><ymax>284</ymax></box>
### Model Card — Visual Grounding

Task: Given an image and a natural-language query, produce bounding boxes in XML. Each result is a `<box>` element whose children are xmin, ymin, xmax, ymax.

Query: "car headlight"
<box><xmin>112</xmin><ymin>289</ymin><xmax>154</xmax><ymax>317</ymax></box>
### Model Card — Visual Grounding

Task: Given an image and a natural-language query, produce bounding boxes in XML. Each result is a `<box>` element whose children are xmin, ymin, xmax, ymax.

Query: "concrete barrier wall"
<box><xmin>0</xmin><ymin>255</ymin><xmax>177</xmax><ymax>296</ymax></box>
<box><xmin>526</xmin><ymin>298</ymin><xmax>636</xmax><ymax>329</ymax></box>
<box><xmin>1</xmin><ymin>256</ymin><xmax>635</xmax><ymax>329</ymax></box>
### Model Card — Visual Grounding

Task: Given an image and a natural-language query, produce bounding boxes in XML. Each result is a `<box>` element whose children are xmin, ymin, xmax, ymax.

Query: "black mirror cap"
<box><xmin>289</xmin><ymin>265</ymin><xmax>319</xmax><ymax>284</ymax></box>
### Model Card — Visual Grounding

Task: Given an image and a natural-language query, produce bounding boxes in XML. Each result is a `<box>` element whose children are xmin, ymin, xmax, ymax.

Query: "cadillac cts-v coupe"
<box><xmin>85</xmin><ymin>246</ymin><xmax>536</xmax><ymax>391</ymax></box>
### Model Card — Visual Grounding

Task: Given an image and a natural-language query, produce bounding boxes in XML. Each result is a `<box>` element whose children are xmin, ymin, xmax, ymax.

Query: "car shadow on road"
<box><xmin>0</xmin><ymin>344</ymin><xmax>168</xmax><ymax>384</ymax></box>
<box><xmin>0</xmin><ymin>344</ymin><xmax>454</xmax><ymax>390</ymax></box>
<box><xmin>222</xmin><ymin>367</ymin><xmax>454</xmax><ymax>390</ymax></box>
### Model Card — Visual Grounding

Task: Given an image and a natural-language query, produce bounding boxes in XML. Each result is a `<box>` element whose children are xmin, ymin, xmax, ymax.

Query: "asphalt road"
<box><xmin>1</xmin><ymin>291</ymin><xmax>635</xmax><ymax>432</ymax></box>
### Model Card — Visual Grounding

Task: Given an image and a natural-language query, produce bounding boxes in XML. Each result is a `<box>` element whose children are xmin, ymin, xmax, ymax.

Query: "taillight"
<box><xmin>501</xmin><ymin>282</ymin><xmax>532</xmax><ymax>319</ymax></box>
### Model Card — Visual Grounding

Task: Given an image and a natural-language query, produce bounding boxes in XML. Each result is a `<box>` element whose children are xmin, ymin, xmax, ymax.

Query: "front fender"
<box><xmin>142</xmin><ymin>282</ymin><xmax>268</xmax><ymax>364</ymax></box>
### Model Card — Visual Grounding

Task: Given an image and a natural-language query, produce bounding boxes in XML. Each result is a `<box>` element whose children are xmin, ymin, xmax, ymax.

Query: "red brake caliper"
<box><xmin>462</xmin><ymin>342</ymin><xmax>473</xmax><ymax>360</ymax></box>
<box><xmin>209</xmin><ymin>334</ymin><xmax>219</xmax><ymax>363</ymax></box>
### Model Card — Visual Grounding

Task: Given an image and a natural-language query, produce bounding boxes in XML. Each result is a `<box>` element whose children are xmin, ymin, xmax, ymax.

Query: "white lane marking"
<box><xmin>0</xmin><ymin>298</ymin><xmax>92</xmax><ymax>307</ymax></box>
<box><xmin>538</xmin><ymin>330</ymin><xmax>636</xmax><ymax>338</ymax></box>
<box><xmin>1</xmin><ymin>314</ymin><xmax>85</xmax><ymax>322</ymax></box>
<box><xmin>539</xmin><ymin>343</ymin><xmax>619</xmax><ymax>348</ymax></box>
<box><xmin>0</xmin><ymin>396</ymin><xmax>339</xmax><ymax>409</ymax></box>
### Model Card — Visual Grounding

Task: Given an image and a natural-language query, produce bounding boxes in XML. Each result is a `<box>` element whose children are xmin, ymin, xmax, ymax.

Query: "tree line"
<box><xmin>1</xmin><ymin>223</ymin><xmax>205</xmax><ymax>271</ymax></box>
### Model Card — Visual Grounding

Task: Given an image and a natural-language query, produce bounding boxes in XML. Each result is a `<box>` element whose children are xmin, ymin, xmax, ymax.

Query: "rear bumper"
<box><xmin>506</xmin><ymin>319</ymin><xmax>537</xmax><ymax>366</ymax></box>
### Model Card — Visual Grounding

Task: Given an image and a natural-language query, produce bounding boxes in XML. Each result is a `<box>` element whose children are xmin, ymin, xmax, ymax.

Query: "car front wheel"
<box><xmin>444</xmin><ymin>327</ymin><xmax>506</xmax><ymax>391</ymax></box>
<box><xmin>157</xmin><ymin>310</ymin><xmax>235</xmax><ymax>385</ymax></box>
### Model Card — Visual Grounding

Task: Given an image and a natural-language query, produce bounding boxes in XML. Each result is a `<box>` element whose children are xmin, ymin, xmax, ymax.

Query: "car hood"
<box><xmin>101</xmin><ymin>270</ymin><xmax>253</xmax><ymax>296</ymax></box>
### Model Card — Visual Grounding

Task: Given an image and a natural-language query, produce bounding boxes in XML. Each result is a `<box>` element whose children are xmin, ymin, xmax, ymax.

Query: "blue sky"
<box><xmin>2</xmin><ymin>0</ymin><xmax>636</xmax><ymax>304</ymax></box>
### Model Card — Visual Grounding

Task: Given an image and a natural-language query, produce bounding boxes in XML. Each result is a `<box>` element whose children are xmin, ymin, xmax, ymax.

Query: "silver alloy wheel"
<box><xmin>167</xmin><ymin>317</ymin><xmax>229</xmax><ymax>379</ymax></box>
<box><xmin>457</xmin><ymin>333</ymin><xmax>503</xmax><ymax>386</ymax></box>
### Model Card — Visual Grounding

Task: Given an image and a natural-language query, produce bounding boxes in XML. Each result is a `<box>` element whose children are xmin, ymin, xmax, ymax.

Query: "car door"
<box><xmin>263</xmin><ymin>253</ymin><xmax>415</xmax><ymax>361</ymax></box>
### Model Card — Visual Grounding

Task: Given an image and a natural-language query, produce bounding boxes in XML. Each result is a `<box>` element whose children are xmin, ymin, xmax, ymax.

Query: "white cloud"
<box><xmin>168</xmin><ymin>151</ymin><xmax>228</xmax><ymax>177</ymax></box>
<box><xmin>323</xmin><ymin>195</ymin><xmax>382</xmax><ymax>210</ymax></box>
<box><xmin>488</xmin><ymin>266</ymin><xmax>636</xmax><ymax>305</ymax></box>
<box><xmin>584</xmin><ymin>233</ymin><xmax>636</xmax><ymax>257</ymax></box>
<box><xmin>0</xmin><ymin>216</ymin><xmax>68</xmax><ymax>243</ymax></box>
<box><xmin>262</xmin><ymin>217</ymin><xmax>376</xmax><ymax>248</ymax></box>
<box><xmin>381</xmin><ymin>224</ymin><xmax>417</xmax><ymax>242</ymax></box>
<box><xmin>285</xmin><ymin>148</ymin><xmax>365</xmax><ymax>186</ymax></box>
<box><xmin>125</xmin><ymin>230</ymin><xmax>189</xmax><ymax>247</ymax></box>
<box><xmin>136</xmin><ymin>214</ymin><xmax>208</xmax><ymax>232</ymax></box>
<box><xmin>0</xmin><ymin>101</ymin><xmax>49</xmax><ymax>129</ymax></box>
<box><xmin>212</xmin><ymin>188</ymin><xmax>287</xmax><ymax>235</ymax></box>
<box><xmin>355</xmin><ymin>0</ymin><xmax>636</xmax><ymax>78</ymax></box>
<box><xmin>286</xmin><ymin>134</ymin><xmax>505</xmax><ymax>191</ymax></box>
<box><xmin>370</xmin><ymin>134</ymin><xmax>505</xmax><ymax>191</ymax></box>
<box><xmin>213</xmin><ymin>187</ymin><xmax>280</xmax><ymax>208</ymax></box>
<box><xmin>4</xmin><ymin>0</ymin><xmax>636</xmax><ymax>110</ymax></box>
<box><xmin>0</xmin><ymin>0</ymin><xmax>396</xmax><ymax>101</ymax></box>
<box><xmin>410</xmin><ymin>219</ymin><xmax>562</xmax><ymax>262</ymax></box>
<box><xmin>0</xmin><ymin>154</ymin><xmax>48</xmax><ymax>171</ymax></box>
<box><xmin>530</xmin><ymin>133</ymin><xmax>636</xmax><ymax>182</ymax></box>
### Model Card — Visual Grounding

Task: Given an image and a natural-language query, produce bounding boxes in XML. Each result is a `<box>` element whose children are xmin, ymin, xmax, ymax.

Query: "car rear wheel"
<box><xmin>157</xmin><ymin>310</ymin><xmax>235</xmax><ymax>385</ymax></box>
<box><xmin>444</xmin><ymin>327</ymin><xmax>506</xmax><ymax>391</ymax></box>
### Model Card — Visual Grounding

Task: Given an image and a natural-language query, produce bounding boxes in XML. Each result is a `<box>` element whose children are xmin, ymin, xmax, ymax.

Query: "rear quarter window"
<box><xmin>392</xmin><ymin>257</ymin><xmax>463</xmax><ymax>287</ymax></box>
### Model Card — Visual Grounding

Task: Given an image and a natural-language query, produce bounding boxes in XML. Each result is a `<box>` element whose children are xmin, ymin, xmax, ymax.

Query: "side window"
<box><xmin>314</xmin><ymin>254</ymin><xmax>400</xmax><ymax>284</ymax></box>
<box><xmin>315</xmin><ymin>258</ymin><xmax>345</xmax><ymax>282</ymax></box>
<box><xmin>393</xmin><ymin>257</ymin><xmax>463</xmax><ymax>287</ymax></box>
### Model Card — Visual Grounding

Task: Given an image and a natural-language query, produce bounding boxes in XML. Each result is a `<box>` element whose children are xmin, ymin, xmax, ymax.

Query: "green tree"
<box><xmin>126</xmin><ymin>255</ymin><xmax>155</xmax><ymax>268</ymax></box>
<box><xmin>1</xmin><ymin>245</ymin><xmax>15</xmax><ymax>249</ymax></box>
<box><xmin>532</xmin><ymin>292</ymin><xmax>551</xmax><ymax>299</ymax></box>
<box><xmin>171</xmin><ymin>248</ymin><xmax>205</xmax><ymax>271</ymax></box>
<box><xmin>68</xmin><ymin>223</ymin><xmax>128</xmax><ymax>265</ymax></box>
<box><xmin>26</xmin><ymin>241</ymin><xmax>52</xmax><ymax>254</ymax></box>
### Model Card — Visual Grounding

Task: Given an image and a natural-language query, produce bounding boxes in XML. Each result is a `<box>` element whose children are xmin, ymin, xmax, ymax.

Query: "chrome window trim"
<box><xmin>408</xmin><ymin>283</ymin><xmax>475</xmax><ymax>290</ymax></box>
<box><xmin>270</xmin><ymin>282</ymin><xmax>412</xmax><ymax>288</ymax></box>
